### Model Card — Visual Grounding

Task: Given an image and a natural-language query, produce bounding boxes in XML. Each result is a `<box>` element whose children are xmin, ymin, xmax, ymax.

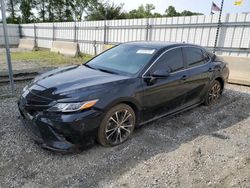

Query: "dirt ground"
<box><xmin>0</xmin><ymin>81</ymin><xmax>249</xmax><ymax>188</ymax></box>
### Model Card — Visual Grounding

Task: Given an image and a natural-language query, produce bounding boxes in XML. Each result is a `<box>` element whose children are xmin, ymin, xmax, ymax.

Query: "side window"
<box><xmin>150</xmin><ymin>48</ymin><xmax>184</xmax><ymax>74</ymax></box>
<box><xmin>184</xmin><ymin>47</ymin><xmax>209</xmax><ymax>67</ymax></box>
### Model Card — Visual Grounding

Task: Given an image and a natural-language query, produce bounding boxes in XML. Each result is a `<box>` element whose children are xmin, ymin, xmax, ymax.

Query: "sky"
<box><xmin>110</xmin><ymin>0</ymin><xmax>250</xmax><ymax>15</ymax></box>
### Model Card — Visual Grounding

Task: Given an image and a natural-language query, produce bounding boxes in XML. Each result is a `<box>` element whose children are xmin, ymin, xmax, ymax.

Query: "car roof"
<box><xmin>123</xmin><ymin>41</ymin><xmax>201</xmax><ymax>50</ymax></box>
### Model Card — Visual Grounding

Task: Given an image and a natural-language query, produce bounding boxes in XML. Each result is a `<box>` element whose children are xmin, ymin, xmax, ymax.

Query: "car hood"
<box><xmin>28</xmin><ymin>65</ymin><xmax>131</xmax><ymax>102</ymax></box>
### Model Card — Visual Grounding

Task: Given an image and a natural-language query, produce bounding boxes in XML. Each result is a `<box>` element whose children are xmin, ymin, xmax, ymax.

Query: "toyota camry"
<box><xmin>18</xmin><ymin>42</ymin><xmax>229</xmax><ymax>152</ymax></box>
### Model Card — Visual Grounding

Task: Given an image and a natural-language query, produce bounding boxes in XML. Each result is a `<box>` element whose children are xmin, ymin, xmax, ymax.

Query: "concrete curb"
<box><xmin>228</xmin><ymin>79</ymin><xmax>250</xmax><ymax>86</ymax></box>
<box><xmin>18</xmin><ymin>39</ymin><xmax>36</xmax><ymax>51</ymax></box>
<box><xmin>51</xmin><ymin>41</ymin><xmax>79</xmax><ymax>57</ymax></box>
<box><xmin>219</xmin><ymin>56</ymin><xmax>250</xmax><ymax>86</ymax></box>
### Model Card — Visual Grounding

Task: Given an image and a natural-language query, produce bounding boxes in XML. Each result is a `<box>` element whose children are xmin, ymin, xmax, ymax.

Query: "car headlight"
<box><xmin>47</xmin><ymin>99</ymin><xmax>99</xmax><ymax>112</ymax></box>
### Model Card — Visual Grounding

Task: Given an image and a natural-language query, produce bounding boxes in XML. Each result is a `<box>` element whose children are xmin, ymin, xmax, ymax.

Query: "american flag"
<box><xmin>211</xmin><ymin>2</ymin><xmax>221</xmax><ymax>11</ymax></box>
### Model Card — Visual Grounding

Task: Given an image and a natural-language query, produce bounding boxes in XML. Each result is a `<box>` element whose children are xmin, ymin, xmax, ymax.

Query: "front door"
<box><xmin>141</xmin><ymin>47</ymin><xmax>189</xmax><ymax>122</ymax></box>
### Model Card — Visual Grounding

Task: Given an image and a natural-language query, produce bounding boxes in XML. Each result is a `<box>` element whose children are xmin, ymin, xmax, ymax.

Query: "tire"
<box><xmin>204</xmin><ymin>80</ymin><xmax>222</xmax><ymax>106</ymax></box>
<box><xmin>97</xmin><ymin>104</ymin><xmax>136</xmax><ymax>147</ymax></box>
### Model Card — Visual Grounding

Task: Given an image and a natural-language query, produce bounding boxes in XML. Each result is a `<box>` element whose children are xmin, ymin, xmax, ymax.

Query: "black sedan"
<box><xmin>18</xmin><ymin>42</ymin><xmax>229</xmax><ymax>152</ymax></box>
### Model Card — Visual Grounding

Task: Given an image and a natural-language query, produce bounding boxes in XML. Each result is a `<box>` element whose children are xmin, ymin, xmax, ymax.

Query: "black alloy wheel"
<box><xmin>98</xmin><ymin>104</ymin><xmax>136</xmax><ymax>146</ymax></box>
<box><xmin>205</xmin><ymin>80</ymin><xmax>222</xmax><ymax>106</ymax></box>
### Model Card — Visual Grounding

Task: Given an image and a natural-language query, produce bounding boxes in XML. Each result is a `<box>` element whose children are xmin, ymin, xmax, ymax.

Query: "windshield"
<box><xmin>86</xmin><ymin>44</ymin><xmax>157</xmax><ymax>76</ymax></box>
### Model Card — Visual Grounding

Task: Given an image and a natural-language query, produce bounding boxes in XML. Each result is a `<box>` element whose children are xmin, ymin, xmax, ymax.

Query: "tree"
<box><xmin>20</xmin><ymin>0</ymin><xmax>34</xmax><ymax>23</ymax></box>
<box><xmin>64</xmin><ymin>0</ymin><xmax>75</xmax><ymax>21</ymax></box>
<box><xmin>145</xmin><ymin>4</ymin><xmax>155</xmax><ymax>17</ymax></box>
<box><xmin>5</xmin><ymin>1</ymin><xmax>204</xmax><ymax>23</ymax></box>
<box><xmin>6</xmin><ymin>0</ymin><xmax>20</xmax><ymax>23</ymax></box>
<box><xmin>152</xmin><ymin>12</ymin><xmax>162</xmax><ymax>18</ymax></box>
<box><xmin>85</xmin><ymin>1</ymin><xmax>126</xmax><ymax>20</ymax></box>
<box><xmin>165</xmin><ymin>6</ymin><xmax>202</xmax><ymax>17</ymax></box>
<box><xmin>127</xmin><ymin>4</ymin><xmax>156</xmax><ymax>19</ymax></box>
<box><xmin>72</xmin><ymin>0</ymin><xmax>98</xmax><ymax>21</ymax></box>
<box><xmin>165</xmin><ymin>6</ymin><xmax>180</xmax><ymax>17</ymax></box>
<box><xmin>127</xmin><ymin>9</ymin><xmax>144</xmax><ymax>19</ymax></box>
<box><xmin>46</xmin><ymin>0</ymin><xmax>71</xmax><ymax>22</ymax></box>
<box><xmin>180</xmin><ymin>10</ymin><xmax>202</xmax><ymax>16</ymax></box>
<box><xmin>46</xmin><ymin>0</ymin><xmax>54</xmax><ymax>22</ymax></box>
<box><xmin>34</xmin><ymin>0</ymin><xmax>47</xmax><ymax>22</ymax></box>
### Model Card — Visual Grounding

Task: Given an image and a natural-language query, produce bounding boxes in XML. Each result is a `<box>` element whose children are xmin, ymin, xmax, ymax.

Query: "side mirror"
<box><xmin>152</xmin><ymin>69</ymin><xmax>170</xmax><ymax>78</ymax></box>
<box><xmin>144</xmin><ymin>68</ymin><xmax>171</xmax><ymax>86</ymax></box>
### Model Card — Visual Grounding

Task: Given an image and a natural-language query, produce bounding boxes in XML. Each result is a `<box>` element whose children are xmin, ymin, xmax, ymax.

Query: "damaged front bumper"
<box><xmin>18</xmin><ymin>105</ymin><xmax>103</xmax><ymax>153</ymax></box>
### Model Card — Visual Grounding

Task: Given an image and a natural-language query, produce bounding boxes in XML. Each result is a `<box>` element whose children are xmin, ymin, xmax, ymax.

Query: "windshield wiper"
<box><xmin>85</xmin><ymin>64</ymin><xmax>118</xmax><ymax>75</ymax></box>
<box><xmin>95</xmin><ymin>68</ymin><xmax>118</xmax><ymax>75</ymax></box>
<box><xmin>84</xmin><ymin>64</ymin><xmax>96</xmax><ymax>70</ymax></box>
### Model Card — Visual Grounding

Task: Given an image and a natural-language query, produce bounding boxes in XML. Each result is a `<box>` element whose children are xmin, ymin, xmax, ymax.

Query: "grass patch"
<box><xmin>1</xmin><ymin>49</ymin><xmax>93</xmax><ymax>66</ymax></box>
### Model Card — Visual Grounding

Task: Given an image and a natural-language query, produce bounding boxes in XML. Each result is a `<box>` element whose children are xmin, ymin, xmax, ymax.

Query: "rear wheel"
<box><xmin>204</xmin><ymin>80</ymin><xmax>222</xmax><ymax>106</ymax></box>
<box><xmin>98</xmin><ymin>104</ymin><xmax>136</xmax><ymax>147</ymax></box>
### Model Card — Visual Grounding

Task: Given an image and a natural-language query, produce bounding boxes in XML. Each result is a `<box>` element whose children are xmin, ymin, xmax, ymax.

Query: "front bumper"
<box><xmin>18</xmin><ymin>105</ymin><xmax>104</xmax><ymax>153</ymax></box>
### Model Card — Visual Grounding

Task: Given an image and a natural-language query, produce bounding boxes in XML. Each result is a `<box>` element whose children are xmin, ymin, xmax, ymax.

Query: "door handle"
<box><xmin>208</xmin><ymin>68</ymin><xmax>213</xmax><ymax>72</ymax></box>
<box><xmin>181</xmin><ymin>75</ymin><xmax>187</xmax><ymax>80</ymax></box>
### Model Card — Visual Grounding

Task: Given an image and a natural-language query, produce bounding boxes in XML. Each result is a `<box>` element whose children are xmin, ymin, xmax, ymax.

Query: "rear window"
<box><xmin>183</xmin><ymin>47</ymin><xmax>210</xmax><ymax>67</ymax></box>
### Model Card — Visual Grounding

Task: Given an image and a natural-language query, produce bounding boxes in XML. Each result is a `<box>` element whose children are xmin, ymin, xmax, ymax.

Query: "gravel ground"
<box><xmin>0</xmin><ymin>82</ymin><xmax>249</xmax><ymax>188</ymax></box>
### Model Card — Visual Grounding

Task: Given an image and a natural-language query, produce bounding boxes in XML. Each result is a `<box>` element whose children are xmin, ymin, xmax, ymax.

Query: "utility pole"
<box><xmin>103</xmin><ymin>9</ymin><xmax>107</xmax><ymax>44</ymax></box>
<box><xmin>213</xmin><ymin>0</ymin><xmax>224</xmax><ymax>53</ymax></box>
<box><xmin>0</xmin><ymin>0</ymin><xmax>15</xmax><ymax>95</ymax></box>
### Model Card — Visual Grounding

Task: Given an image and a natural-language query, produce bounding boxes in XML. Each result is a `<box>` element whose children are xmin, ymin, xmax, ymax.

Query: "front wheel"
<box><xmin>204</xmin><ymin>80</ymin><xmax>222</xmax><ymax>106</ymax></box>
<box><xmin>98</xmin><ymin>104</ymin><xmax>136</xmax><ymax>147</ymax></box>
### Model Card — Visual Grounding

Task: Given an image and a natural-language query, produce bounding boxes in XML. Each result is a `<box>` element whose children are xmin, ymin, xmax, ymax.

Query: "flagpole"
<box><xmin>213</xmin><ymin>0</ymin><xmax>224</xmax><ymax>53</ymax></box>
<box><xmin>210</xmin><ymin>2</ymin><xmax>213</xmax><ymax>15</ymax></box>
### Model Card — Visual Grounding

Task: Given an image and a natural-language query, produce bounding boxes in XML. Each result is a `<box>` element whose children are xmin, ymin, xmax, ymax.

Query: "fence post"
<box><xmin>74</xmin><ymin>21</ymin><xmax>77</xmax><ymax>43</ymax></box>
<box><xmin>52</xmin><ymin>22</ymin><xmax>55</xmax><ymax>41</ymax></box>
<box><xmin>145</xmin><ymin>18</ymin><xmax>150</xmax><ymax>41</ymax></box>
<box><xmin>103</xmin><ymin>23</ymin><xmax>107</xmax><ymax>44</ymax></box>
<box><xmin>18</xmin><ymin>24</ymin><xmax>22</xmax><ymax>39</ymax></box>
<box><xmin>34</xmin><ymin>23</ymin><xmax>37</xmax><ymax>46</ymax></box>
<box><xmin>148</xmin><ymin>24</ymin><xmax>152</xmax><ymax>41</ymax></box>
<box><xmin>93</xmin><ymin>40</ymin><xmax>97</xmax><ymax>56</ymax></box>
<box><xmin>106</xmin><ymin>25</ymin><xmax>109</xmax><ymax>44</ymax></box>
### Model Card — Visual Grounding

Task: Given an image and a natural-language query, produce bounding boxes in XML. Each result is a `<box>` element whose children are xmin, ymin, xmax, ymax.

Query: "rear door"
<box><xmin>182</xmin><ymin>47</ymin><xmax>213</xmax><ymax>105</ymax></box>
<box><xmin>141</xmin><ymin>47</ymin><xmax>189</xmax><ymax>122</ymax></box>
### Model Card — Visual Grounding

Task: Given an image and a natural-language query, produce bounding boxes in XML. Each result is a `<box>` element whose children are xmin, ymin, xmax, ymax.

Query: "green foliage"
<box><xmin>180</xmin><ymin>10</ymin><xmax>203</xmax><ymax>16</ymax></box>
<box><xmin>85</xmin><ymin>1</ymin><xmax>126</xmax><ymax>20</ymax></box>
<box><xmin>165</xmin><ymin>6</ymin><xmax>202</xmax><ymax>17</ymax></box>
<box><xmin>34</xmin><ymin>0</ymin><xmax>47</xmax><ymax>22</ymax></box>
<box><xmin>6</xmin><ymin>0</ymin><xmax>21</xmax><ymax>23</ymax></box>
<box><xmin>73</xmin><ymin>0</ymin><xmax>98</xmax><ymax>21</ymax></box>
<box><xmin>165</xmin><ymin>6</ymin><xmax>180</xmax><ymax>17</ymax></box>
<box><xmin>5</xmin><ymin>0</ymin><xmax>203</xmax><ymax>23</ymax></box>
<box><xmin>20</xmin><ymin>0</ymin><xmax>34</xmax><ymax>23</ymax></box>
<box><xmin>126</xmin><ymin>4</ymin><xmax>155</xmax><ymax>19</ymax></box>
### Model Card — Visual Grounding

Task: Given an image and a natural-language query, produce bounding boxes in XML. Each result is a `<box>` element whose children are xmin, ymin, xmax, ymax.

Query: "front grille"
<box><xmin>26</xmin><ymin>92</ymin><xmax>53</xmax><ymax>106</ymax></box>
<box><xmin>20</xmin><ymin>91</ymin><xmax>54</xmax><ymax>115</ymax></box>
